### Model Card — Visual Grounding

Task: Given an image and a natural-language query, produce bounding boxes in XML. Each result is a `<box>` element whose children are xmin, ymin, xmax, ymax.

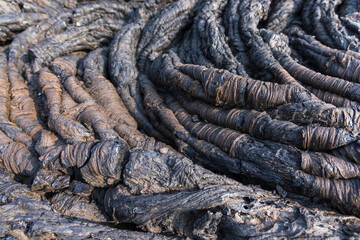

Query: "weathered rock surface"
<box><xmin>1</xmin><ymin>0</ymin><xmax>360</xmax><ymax>239</ymax></box>
<box><xmin>0</xmin><ymin>168</ymin><xmax>179</xmax><ymax>240</ymax></box>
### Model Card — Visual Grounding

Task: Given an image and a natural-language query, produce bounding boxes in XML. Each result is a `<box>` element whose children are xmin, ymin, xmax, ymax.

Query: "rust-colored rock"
<box><xmin>1</xmin><ymin>0</ymin><xmax>360</xmax><ymax>239</ymax></box>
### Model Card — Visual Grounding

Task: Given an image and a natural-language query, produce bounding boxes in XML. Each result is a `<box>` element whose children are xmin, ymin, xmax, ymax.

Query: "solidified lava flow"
<box><xmin>2</xmin><ymin>0</ymin><xmax>360</xmax><ymax>239</ymax></box>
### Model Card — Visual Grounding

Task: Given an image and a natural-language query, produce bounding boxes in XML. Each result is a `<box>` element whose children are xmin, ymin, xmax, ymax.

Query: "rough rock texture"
<box><xmin>1</xmin><ymin>0</ymin><xmax>360</xmax><ymax>239</ymax></box>
<box><xmin>0</xmin><ymin>168</ymin><xmax>179</xmax><ymax>239</ymax></box>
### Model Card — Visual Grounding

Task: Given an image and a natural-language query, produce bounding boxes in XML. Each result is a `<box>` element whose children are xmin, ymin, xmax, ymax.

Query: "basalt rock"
<box><xmin>1</xmin><ymin>0</ymin><xmax>360</xmax><ymax>239</ymax></box>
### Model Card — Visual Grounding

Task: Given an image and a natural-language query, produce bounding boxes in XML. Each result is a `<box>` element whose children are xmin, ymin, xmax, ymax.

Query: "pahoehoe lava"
<box><xmin>2</xmin><ymin>0</ymin><xmax>360</xmax><ymax>239</ymax></box>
